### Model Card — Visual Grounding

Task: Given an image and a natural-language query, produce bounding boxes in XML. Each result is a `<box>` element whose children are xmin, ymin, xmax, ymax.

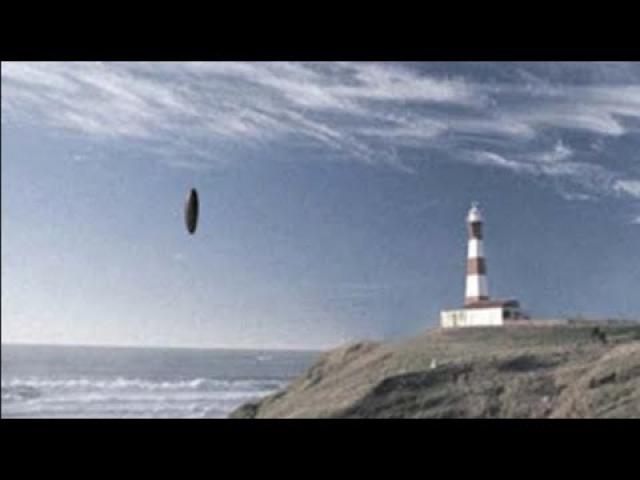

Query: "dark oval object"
<box><xmin>185</xmin><ymin>188</ymin><xmax>199</xmax><ymax>234</ymax></box>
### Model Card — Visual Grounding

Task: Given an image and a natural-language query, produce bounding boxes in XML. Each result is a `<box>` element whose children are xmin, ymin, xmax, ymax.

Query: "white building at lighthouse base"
<box><xmin>440</xmin><ymin>299</ymin><xmax>527</xmax><ymax>328</ymax></box>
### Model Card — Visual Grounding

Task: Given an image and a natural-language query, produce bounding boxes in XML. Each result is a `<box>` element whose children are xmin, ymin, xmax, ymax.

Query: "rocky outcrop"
<box><xmin>230</xmin><ymin>323</ymin><xmax>640</xmax><ymax>418</ymax></box>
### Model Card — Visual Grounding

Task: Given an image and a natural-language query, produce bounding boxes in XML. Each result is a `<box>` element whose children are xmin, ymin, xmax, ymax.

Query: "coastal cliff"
<box><xmin>230</xmin><ymin>322</ymin><xmax>640</xmax><ymax>418</ymax></box>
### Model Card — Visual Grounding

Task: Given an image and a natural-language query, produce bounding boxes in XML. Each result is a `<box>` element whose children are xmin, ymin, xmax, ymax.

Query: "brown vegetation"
<box><xmin>230</xmin><ymin>322</ymin><xmax>640</xmax><ymax>418</ymax></box>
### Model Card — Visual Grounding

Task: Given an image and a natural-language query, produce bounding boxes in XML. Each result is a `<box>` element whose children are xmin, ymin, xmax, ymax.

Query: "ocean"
<box><xmin>1</xmin><ymin>344</ymin><xmax>320</xmax><ymax>418</ymax></box>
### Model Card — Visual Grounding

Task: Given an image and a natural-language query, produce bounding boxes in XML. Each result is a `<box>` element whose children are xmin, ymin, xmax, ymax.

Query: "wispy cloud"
<box><xmin>462</xmin><ymin>141</ymin><xmax>640</xmax><ymax>201</ymax></box>
<box><xmin>3</xmin><ymin>61</ymin><xmax>640</xmax><ymax>203</ymax></box>
<box><xmin>467</xmin><ymin>151</ymin><xmax>535</xmax><ymax>173</ymax></box>
<box><xmin>3</xmin><ymin>62</ymin><xmax>477</xmax><ymax>166</ymax></box>
<box><xmin>531</xmin><ymin>140</ymin><xmax>573</xmax><ymax>163</ymax></box>
<box><xmin>613</xmin><ymin>179</ymin><xmax>640</xmax><ymax>198</ymax></box>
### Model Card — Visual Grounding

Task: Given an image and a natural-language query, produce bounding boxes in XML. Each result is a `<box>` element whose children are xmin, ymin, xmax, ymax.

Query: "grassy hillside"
<box><xmin>230</xmin><ymin>322</ymin><xmax>640</xmax><ymax>418</ymax></box>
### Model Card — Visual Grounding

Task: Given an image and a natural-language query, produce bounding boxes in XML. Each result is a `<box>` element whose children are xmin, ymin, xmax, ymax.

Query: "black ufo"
<box><xmin>185</xmin><ymin>188</ymin><xmax>199</xmax><ymax>234</ymax></box>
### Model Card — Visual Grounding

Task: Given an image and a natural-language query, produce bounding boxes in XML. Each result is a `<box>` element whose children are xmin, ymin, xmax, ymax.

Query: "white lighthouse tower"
<box><xmin>440</xmin><ymin>202</ymin><xmax>526</xmax><ymax>328</ymax></box>
<box><xmin>465</xmin><ymin>202</ymin><xmax>489</xmax><ymax>305</ymax></box>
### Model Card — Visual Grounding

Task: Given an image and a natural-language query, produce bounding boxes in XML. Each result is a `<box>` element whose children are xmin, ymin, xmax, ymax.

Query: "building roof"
<box><xmin>463</xmin><ymin>299</ymin><xmax>520</xmax><ymax>309</ymax></box>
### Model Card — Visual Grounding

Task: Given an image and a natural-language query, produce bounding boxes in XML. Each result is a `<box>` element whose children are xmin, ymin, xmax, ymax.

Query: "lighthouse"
<box><xmin>465</xmin><ymin>202</ymin><xmax>489</xmax><ymax>306</ymax></box>
<box><xmin>440</xmin><ymin>202</ymin><xmax>527</xmax><ymax>328</ymax></box>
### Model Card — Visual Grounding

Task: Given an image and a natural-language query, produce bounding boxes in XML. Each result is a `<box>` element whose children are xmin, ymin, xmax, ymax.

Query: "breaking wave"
<box><xmin>2</xmin><ymin>377</ymin><xmax>284</xmax><ymax>394</ymax></box>
<box><xmin>1</xmin><ymin>376</ymin><xmax>288</xmax><ymax>418</ymax></box>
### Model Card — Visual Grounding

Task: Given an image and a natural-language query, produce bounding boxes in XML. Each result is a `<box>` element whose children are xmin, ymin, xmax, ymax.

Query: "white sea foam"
<box><xmin>2</xmin><ymin>377</ymin><xmax>284</xmax><ymax>393</ymax></box>
<box><xmin>1</xmin><ymin>376</ymin><xmax>287</xmax><ymax>418</ymax></box>
<box><xmin>1</xmin><ymin>345</ymin><xmax>317</xmax><ymax>418</ymax></box>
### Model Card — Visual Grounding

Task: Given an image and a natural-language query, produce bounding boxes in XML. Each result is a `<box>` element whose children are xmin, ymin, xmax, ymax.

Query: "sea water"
<box><xmin>1</xmin><ymin>344</ymin><xmax>319</xmax><ymax>418</ymax></box>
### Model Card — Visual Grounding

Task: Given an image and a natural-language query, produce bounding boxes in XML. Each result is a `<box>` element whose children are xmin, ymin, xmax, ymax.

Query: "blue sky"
<box><xmin>2</xmin><ymin>62</ymin><xmax>639</xmax><ymax>349</ymax></box>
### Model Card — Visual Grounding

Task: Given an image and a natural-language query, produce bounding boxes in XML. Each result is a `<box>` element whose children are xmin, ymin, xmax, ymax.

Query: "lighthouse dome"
<box><xmin>467</xmin><ymin>202</ymin><xmax>482</xmax><ymax>222</ymax></box>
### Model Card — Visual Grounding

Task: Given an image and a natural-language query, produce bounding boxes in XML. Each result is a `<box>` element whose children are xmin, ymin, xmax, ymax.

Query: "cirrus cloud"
<box><xmin>3</xmin><ymin>61</ymin><xmax>640</xmax><ymax>203</ymax></box>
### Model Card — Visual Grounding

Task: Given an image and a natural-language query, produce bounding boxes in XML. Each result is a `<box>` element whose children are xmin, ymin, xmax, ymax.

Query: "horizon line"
<box><xmin>0</xmin><ymin>340</ymin><xmax>325</xmax><ymax>353</ymax></box>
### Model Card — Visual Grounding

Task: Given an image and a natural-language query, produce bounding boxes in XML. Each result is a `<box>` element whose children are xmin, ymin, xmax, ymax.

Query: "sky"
<box><xmin>2</xmin><ymin>61</ymin><xmax>639</xmax><ymax>350</ymax></box>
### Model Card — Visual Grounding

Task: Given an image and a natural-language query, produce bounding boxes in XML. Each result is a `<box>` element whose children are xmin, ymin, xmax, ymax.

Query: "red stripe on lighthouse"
<box><xmin>465</xmin><ymin>202</ymin><xmax>489</xmax><ymax>305</ymax></box>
